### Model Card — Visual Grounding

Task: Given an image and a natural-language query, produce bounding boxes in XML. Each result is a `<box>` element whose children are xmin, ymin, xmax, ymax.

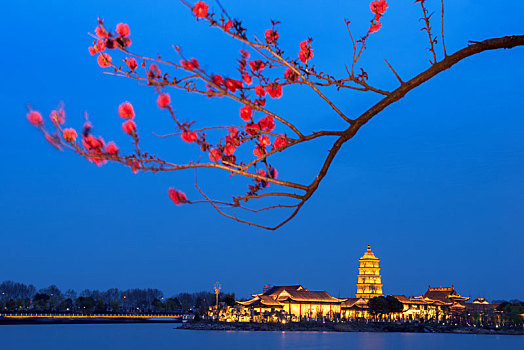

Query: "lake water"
<box><xmin>0</xmin><ymin>323</ymin><xmax>521</xmax><ymax>349</ymax></box>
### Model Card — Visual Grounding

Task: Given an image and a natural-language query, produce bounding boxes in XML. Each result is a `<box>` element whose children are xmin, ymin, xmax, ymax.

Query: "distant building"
<box><xmin>236</xmin><ymin>285</ymin><xmax>345</xmax><ymax>321</ymax></box>
<box><xmin>355</xmin><ymin>244</ymin><xmax>384</xmax><ymax>299</ymax></box>
<box><xmin>341</xmin><ymin>297</ymin><xmax>369</xmax><ymax>319</ymax></box>
<box><xmin>211</xmin><ymin>244</ymin><xmax>500</xmax><ymax>323</ymax></box>
<box><xmin>392</xmin><ymin>286</ymin><xmax>471</xmax><ymax>321</ymax></box>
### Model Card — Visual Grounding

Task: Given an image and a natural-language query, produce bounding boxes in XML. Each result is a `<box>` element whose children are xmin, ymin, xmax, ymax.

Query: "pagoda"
<box><xmin>355</xmin><ymin>244</ymin><xmax>384</xmax><ymax>299</ymax></box>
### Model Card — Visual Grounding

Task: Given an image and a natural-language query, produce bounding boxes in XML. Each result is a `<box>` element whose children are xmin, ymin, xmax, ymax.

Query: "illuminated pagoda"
<box><xmin>355</xmin><ymin>244</ymin><xmax>384</xmax><ymax>299</ymax></box>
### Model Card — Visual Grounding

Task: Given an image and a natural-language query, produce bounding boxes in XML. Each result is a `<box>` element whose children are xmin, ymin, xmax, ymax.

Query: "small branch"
<box><xmin>418</xmin><ymin>0</ymin><xmax>438</xmax><ymax>64</ymax></box>
<box><xmin>235</xmin><ymin>192</ymin><xmax>304</xmax><ymax>201</ymax></box>
<box><xmin>384</xmin><ymin>59</ymin><xmax>404</xmax><ymax>84</ymax></box>
<box><xmin>193</xmin><ymin>170</ymin><xmax>299</xmax><ymax>230</ymax></box>
<box><xmin>153</xmin><ymin>125</ymin><xmax>294</xmax><ymax>142</ymax></box>
<box><xmin>441</xmin><ymin>0</ymin><xmax>448</xmax><ymax>57</ymax></box>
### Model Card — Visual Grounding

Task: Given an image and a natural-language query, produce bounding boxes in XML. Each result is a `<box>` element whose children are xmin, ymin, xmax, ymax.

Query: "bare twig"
<box><xmin>384</xmin><ymin>59</ymin><xmax>404</xmax><ymax>84</ymax></box>
<box><xmin>441</xmin><ymin>0</ymin><xmax>448</xmax><ymax>57</ymax></box>
<box><xmin>417</xmin><ymin>0</ymin><xmax>438</xmax><ymax>64</ymax></box>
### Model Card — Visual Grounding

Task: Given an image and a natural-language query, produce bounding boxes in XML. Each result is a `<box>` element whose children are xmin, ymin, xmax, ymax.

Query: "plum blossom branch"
<box><xmin>28</xmin><ymin>0</ymin><xmax>524</xmax><ymax>230</ymax></box>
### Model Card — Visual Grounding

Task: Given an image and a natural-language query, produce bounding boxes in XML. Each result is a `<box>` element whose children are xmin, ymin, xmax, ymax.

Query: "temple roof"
<box><xmin>391</xmin><ymin>294</ymin><xmax>449</xmax><ymax>306</ymax></box>
<box><xmin>465</xmin><ymin>302</ymin><xmax>497</xmax><ymax>311</ymax></box>
<box><xmin>261</xmin><ymin>285</ymin><xmax>305</xmax><ymax>297</ymax></box>
<box><xmin>472</xmin><ymin>298</ymin><xmax>489</xmax><ymax>304</ymax></box>
<box><xmin>342</xmin><ymin>298</ymin><xmax>368</xmax><ymax>308</ymax></box>
<box><xmin>276</xmin><ymin>289</ymin><xmax>346</xmax><ymax>303</ymax></box>
<box><xmin>421</xmin><ymin>286</ymin><xmax>470</xmax><ymax>303</ymax></box>
<box><xmin>247</xmin><ymin>285</ymin><xmax>345</xmax><ymax>305</ymax></box>
<box><xmin>359</xmin><ymin>244</ymin><xmax>379</xmax><ymax>261</ymax></box>
<box><xmin>237</xmin><ymin>295</ymin><xmax>283</xmax><ymax>307</ymax></box>
<box><xmin>390</xmin><ymin>295</ymin><xmax>411</xmax><ymax>303</ymax></box>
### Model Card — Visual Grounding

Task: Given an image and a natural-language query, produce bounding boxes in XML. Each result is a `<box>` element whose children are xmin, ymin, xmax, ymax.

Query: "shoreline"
<box><xmin>0</xmin><ymin>316</ymin><xmax>182</xmax><ymax>326</ymax></box>
<box><xmin>177</xmin><ymin>321</ymin><xmax>524</xmax><ymax>336</ymax></box>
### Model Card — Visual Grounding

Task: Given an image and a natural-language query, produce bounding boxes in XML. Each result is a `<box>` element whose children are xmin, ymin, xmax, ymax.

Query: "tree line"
<box><xmin>0</xmin><ymin>280</ymin><xmax>235</xmax><ymax>314</ymax></box>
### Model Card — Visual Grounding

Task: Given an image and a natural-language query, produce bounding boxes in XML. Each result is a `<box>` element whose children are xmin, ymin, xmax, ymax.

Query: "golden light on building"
<box><xmin>355</xmin><ymin>244</ymin><xmax>384</xmax><ymax>299</ymax></box>
<box><xmin>218</xmin><ymin>243</ymin><xmax>499</xmax><ymax>324</ymax></box>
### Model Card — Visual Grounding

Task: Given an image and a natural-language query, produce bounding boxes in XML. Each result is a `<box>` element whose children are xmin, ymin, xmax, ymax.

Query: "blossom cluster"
<box><xmin>298</xmin><ymin>40</ymin><xmax>313</xmax><ymax>63</ymax></box>
<box><xmin>32</xmin><ymin>0</ymin><xmax>395</xmax><ymax>212</ymax></box>
<box><xmin>89</xmin><ymin>19</ymin><xmax>132</xmax><ymax>69</ymax></box>
<box><xmin>369</xmin><ymin>0</ymin><xmax>388</xmax><ymax>33</ymax></box>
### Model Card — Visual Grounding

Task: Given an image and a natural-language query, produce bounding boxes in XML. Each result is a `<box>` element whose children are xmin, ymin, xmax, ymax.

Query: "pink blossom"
<box><xmin>122</xmin><ymin>120</ymin><xmax>136</xmax><ymax>135</ymax></box>
<box><xmin>181</xmin><ymin>131</ymin><xmax>198</xmax><ymax>143</ymax></box>
<box><xmin>266</xmin><ymin>83</ymin><xmax>283</xmax><ymax>98</ymax></box>
<box><xmin>370</xmin><ymin>22</ymin><xmax>382</xmax><ymax>33</ymax></box>
<box><xmin>225</xmin><ymin>78</ymin><xmax>242</xmax><ymax>93</ymax></box>
<box><xmin>273</xmin><ymin>135</ymin><xmax>289</xmax><ymax>150</ymax></box>
<box><xmin>27</xmin><ymin>111</ymin><xmax>43</xmax><ymax>127</ymax></box>
<box><xmin>284</xmin><ymin>68</ymin><xmax>299</xmax><ymax>82</ymax></box>
<box><xmin>118</xmin><ymin>102</ymin><xmax>135</xmax><ymax>119</ymax></box>
<box><xmin>95</xmin><ymin>26</ymin><xmax>109</xmax><ymax>38</ymax></box>
<box><xmin>157</xmin><ymin>93</ymin><xmax>171</xmax><ymax>108</ymax></box>
<box><xmin>62</xmin><ymin>128</ymin><xmax>77</xmax><ymax>142</ymax></box>
<box><xmin>106</xmin><ymin>141</ymin><xmax>119</xmax><ymax>155</ymax></box>
<box><xmin>126</xmin><ymin>57</ymin><xmax>138</xmax><ymax>70</ymax></box>
<box><xmin>255</xmin><ymin>85</ymin><xmax>266</xmax><ymax>97</ymax></box>
<box><xmin>97</xmin><ymin>53</ymin><xmax>112</xmax><ymax>68</ymax></box>
<box><xmin>212</xmin><ymin>74</ymin><xmax>224</xmax><ymax>87</ymax></box>
<box><xmin>298</xmin><ymin>40</ymin><xmax>313</xmax><ymax>63</ymax></box>
<box><xmin>240</xmin><ymin>105</ymin><xmax>253</xmax><ymax>121</ymax></box>
<box><xmin>253</xmin><ymin>146</ymin><xmax>265</xmax><ymax>158</ymax></box>
<box><xmin>370</xmin><ymin>0</ymin><xmax>388</xmax><ymax>15</ymax></box>
<box><xmin>116</xmin><ymin>23</ymin><xmax>130</xmax><ymax>37</ymax></box>
<box><xmin>209</xmin><ymin>148</ymin><xmax>222</xmax><ymax>162</ymax></box>
<box><xmin>249</xmin><ymin>60</ymin><xmax>265</xmax><ymax>72</ymax></box>
<box><xmin>259</xmin><ymin>115</ymin><xmax>275</xmax><ymax>132</ymax></box>
<box><xmin>193</xmin><ymin>1</ymin><xmax>209</xmax><ymax>18</ymax></box>
<box><xmin>168</xmin><ymin>188</ymin><xmax>188</xmax><ymax>205</ymax></box>
<box><xmin>224</xmin><ymin>19</ymin><xmax>233</xmax><ymax>32</ymax></box>
<box><xmin>243</xmin><ymin>73</ymin><xmax>252</xmax><ymax>85</ymax></box>
<box><xmin>265</xmin><ymin>29</ymin><xmax>279</xmax><ymax>44</ymax></box>
<box><xmin>181</xmin><ymin>58</ymin><xmax>200</xmax><ymax>70</ymax></box>
<box><xmin>258</xmin><ymin>134</ymin><xmax>271</xmax><ymax>146</ymax></box>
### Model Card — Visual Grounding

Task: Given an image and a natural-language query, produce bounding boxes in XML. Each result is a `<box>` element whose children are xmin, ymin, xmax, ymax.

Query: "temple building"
<box><xmin>415</xmin><ymin>285</ymin><xmax>470</xmax><ymax>315</ymax></box>
<box><xmin>209</xmin><ymin>244</ymin><xmax>500</xmax><ymax>324</ymax></box>
<box><xmin>391</xmin><ymin>285</ymin><xmax>471</xmax><ymax>321</ymax></box>
<box><xmin>236</xmin><ymin>285</ymin><xmax>345</xmax><ymax>322</ymax></box>
<box><xmin>355</xmin><ymin>244</ymin><xmax>384</xmax><ymax>299</ymax></box>
<box><xmin>341</xmin><ymin>297</ymin><xmax>370</xmax><ymax>319</ymax></box>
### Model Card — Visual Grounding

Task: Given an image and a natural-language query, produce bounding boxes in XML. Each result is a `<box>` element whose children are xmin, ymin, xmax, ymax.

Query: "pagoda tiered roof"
<box><xmin>359</xmin><ymin>244</ymin><xmax>380</xmax><ymax>261</ymax></box>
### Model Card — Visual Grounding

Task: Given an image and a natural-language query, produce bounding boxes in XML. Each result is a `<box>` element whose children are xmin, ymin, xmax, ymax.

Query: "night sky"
<box><xmin>1</xmin><ymin>0</ymin><xmax>523</xmax><ymax>301</ymax></box>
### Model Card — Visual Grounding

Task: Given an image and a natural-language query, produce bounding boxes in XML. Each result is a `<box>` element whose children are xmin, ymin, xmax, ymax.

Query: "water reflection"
<box><xmin>0</xmin><ymin>324</ymin><xmax>519</xmax><ymax>350</ymax></box>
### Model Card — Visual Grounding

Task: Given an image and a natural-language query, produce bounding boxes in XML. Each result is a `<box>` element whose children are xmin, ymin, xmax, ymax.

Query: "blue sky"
<box><xmin>1</xmin><ymin>0</ymin><xmax>523</xmax><ymax>300</ymax></box>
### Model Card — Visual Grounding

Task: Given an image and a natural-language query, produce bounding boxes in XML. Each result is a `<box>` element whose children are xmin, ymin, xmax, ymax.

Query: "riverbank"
<box><xmin>178</xmin><ymin>321</ymin><xmax>524</xmax><ymax>335</ymax></box>
<box><xmin>0</xmin><ymin>315</ymin><xmax>182</xmax><ymax>325</ymax></box>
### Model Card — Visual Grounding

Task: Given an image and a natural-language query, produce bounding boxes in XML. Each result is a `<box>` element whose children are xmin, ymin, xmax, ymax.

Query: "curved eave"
<box><xmin>279</xmin><ymin>297</ymin><xmax>346</xmax><ymax>304</ymax></box>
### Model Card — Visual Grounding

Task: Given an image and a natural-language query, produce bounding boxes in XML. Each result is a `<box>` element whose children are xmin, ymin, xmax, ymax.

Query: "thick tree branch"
<box><xmin>302</xmin><ymin>35</ymin><xmax>524</xmax><ymax>217</ymax></box>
